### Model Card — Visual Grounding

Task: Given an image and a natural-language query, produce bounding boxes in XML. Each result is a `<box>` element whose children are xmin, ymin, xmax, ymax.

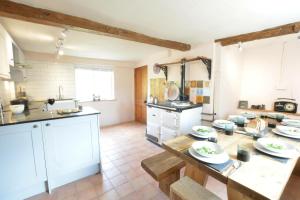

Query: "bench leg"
<box><xmin>170</xmin><ymin>188</ymin><xmax>183</xmax><ymax>200</ymax></box>
<box><xmin>159</xmin><ymin>171</ymin><xmax>180</xmax><ymax>197</ymax></box>
<box><xmin>184</xmin><ymin>163</ymin><xmax>208</xmax><ymax>186</ymax></box>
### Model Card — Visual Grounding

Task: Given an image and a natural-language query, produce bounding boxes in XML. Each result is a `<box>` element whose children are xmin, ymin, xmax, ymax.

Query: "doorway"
<box><xmin>135</xmin><ymin>65</ymin><xmax>148</xmax><ymax>123</ymax></box>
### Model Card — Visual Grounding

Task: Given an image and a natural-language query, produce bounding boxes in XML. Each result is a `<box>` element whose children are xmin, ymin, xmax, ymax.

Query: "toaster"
<box><xmin>274</xmin><ymin>98</ymin><xmax>297</xmax><ymax>113</ymax></box>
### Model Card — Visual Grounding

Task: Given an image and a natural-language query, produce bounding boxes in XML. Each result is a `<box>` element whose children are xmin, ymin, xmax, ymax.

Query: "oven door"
<box><xmin>161</xmin><ymin>110</ymin><xmax>179</xmax><ymax>129</ymax></box>
<box><xmin>146</xmin><ymin>123</ymin><xmax>160</xmax><ymax>143</ymax></box>
<box><xmin>161</xmin><ymin>127</ymin><xmax>178</xmax><ymax>143</ymax></box>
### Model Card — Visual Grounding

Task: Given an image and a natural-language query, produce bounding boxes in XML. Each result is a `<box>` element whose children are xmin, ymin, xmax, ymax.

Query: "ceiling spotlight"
<box><xmin>58</xmin><ymin>49</ymin><xmax>64</xmax><ymax>56</ymax></box>
<box><xmin>238</xmin><ymin>42</ymin><xmax>243</xmax><ymax>52</ymax></box>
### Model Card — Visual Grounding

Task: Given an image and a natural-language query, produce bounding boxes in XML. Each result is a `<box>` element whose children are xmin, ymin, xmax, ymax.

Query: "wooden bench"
<box><xmin>141</xmin><ymin>151</ymin><xmax>185</xmax><ymax>196</ymax></box>
<box><xmin>170</xmin><ymin>176</ymin><xmax>221</xmax><ymax>200</ymax></box>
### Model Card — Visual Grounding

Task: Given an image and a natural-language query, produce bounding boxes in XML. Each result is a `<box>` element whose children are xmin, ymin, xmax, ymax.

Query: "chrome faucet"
<box><xmin>58</xmin><ymin>85</ymin><xmax>64</xmax><ymax>100</ymax></box>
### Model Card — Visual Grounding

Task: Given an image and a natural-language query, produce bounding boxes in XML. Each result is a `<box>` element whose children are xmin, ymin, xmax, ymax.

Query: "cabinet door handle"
<box><xmin>152</xmin><ymin>114</ymin><xmax>156</xmax><ymax>117</ymax></box>
<box><xmin>33</xmin><ymin>124</ymin><xmax>38</xmax><ymax>128</ymax></box>
<box><xmin>45</xmin><ymin>123</ymin><xmax>50</xmax><ymax>127</ymax></box>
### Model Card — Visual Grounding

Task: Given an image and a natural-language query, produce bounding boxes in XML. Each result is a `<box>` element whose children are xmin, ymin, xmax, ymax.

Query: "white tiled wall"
<box><xmin>0</xmin><ymin>80</ymin><xmax>15</xmax><ymax>106</ymax></box>
<box><xmin>16</xmin><ymin>61</ymin><xmax>75</xmax><ymax>101</ymax></box>
<box><xmin>16</xmin><ymin>60</ymin><xmax>135</xmax><ymax>126</ymax></box>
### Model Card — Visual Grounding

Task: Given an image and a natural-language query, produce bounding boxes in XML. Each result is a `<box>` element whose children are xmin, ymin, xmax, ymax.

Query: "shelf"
<box><xmin>238</xmin><ymin>108</ymin><xmax>300</xmax><ymax>117</ymax></box>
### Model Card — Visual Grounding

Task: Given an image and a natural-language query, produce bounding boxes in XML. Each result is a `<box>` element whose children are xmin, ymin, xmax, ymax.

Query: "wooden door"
<box><xmin>135</xmin><ymin>65</ymin><xmax>148</xmax><ymax>123</ymax></box>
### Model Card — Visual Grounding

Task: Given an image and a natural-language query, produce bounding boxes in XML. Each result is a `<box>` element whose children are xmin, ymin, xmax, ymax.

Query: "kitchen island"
<box><xmin>0</xmin><ymin>107</ymin><xmax>101</xmax><ymax>200</ymax></box>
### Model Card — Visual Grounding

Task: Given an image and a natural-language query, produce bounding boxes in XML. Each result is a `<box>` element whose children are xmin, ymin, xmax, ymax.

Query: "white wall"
<box><xmin>214</xmin><ymin>44</ymin><xmax>243</xmax><ymax>119</ymax></box>
<box><xmin>18</xmin><ymin>52</ymin><xmax>135</xmax><ymax>127</ymax></box>
<box><xmin>215</xmin><ymin>34</ymin><xmax>300</xmax><ymax>117</ymax></box>
<box><xmin>240</xmin><ymin>34</ymin><xmax>300</xmax><ymax>110</ymax></box>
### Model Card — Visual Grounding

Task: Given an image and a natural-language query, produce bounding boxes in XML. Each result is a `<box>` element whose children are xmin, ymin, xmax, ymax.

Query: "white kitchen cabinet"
<box><xmin>161</xmin><ymin>110</ymin><xmax>180</xmax><ymax>129</ymax></box>
<box><xmin>6</xmin><ymin>36</ymin><xmax>14</xmax><ymax>66</ymax></box>
<box><xmin>147</xmin><ymin>107</ymin><xmax>161</xmax><ymax>124</ymax></box>
<box><xmin>42</xmin><ymin>115</ymin><xmax>101</xmax><ymax>191</ymax></box>
<box><xmin>0</xmin><ymin>32</ymin><xmax>9</xmax><ymax>79</ymax></box>
<box><xmin>0</xmin><ymin>122</ymin><xmax>47</xmax><ymax>200</ymax></box>
<box><xmin>0</xmin><ymin>24</ymin><xmax>13</xmax><ymax>79</ymax></box>
<box><xmin>146</xmin><ymin>107</ymin><xmax>161</xmax><ymax>142</ymax></box>
<box><xmin>160</xmin><ymin>126</ymin><xmax>178</xmax><ymax>143</ymax></box>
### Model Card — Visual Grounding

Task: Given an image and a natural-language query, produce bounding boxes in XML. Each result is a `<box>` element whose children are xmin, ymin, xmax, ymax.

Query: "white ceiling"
<box><xmin>0</xmin><ymin>18</ymin><xmax>165</xmax><ymax>62</ymax></box>
<box><xmin>3</xmin><ymin>0</ymin><xmax>300</xmax><ymax>61</ymax></box>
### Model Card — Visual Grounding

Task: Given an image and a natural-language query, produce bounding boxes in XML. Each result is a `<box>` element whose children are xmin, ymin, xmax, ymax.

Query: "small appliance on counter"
<box><xmin>274</xmin><ymin>98</ymin><xmax>298</xmax><ymax>113</ymax></box>
<box><xmin>251</xmin><ymin>104</ymin><xmax>265</xmax><ymax>110</ymax></box>
<box><xmin>9</xmin><ymin>104</ymin><xmax>25</xmax><ymax>114</ymax></box>
<box><xmin>10</xmin><ymin>98</ymin><xmax>29</xmax><ymax>111</ymax></box>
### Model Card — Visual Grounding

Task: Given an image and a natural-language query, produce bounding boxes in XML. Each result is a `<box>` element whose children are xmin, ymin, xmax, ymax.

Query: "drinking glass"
<box><xmin>237</xmin><ymin>144</ymin><xmax>251</xmax><ymax>162</ymax></box>
<box><xmin>276</xmin><ymin>114</ymin><xmax>285</xmax><ymax>122</ymax></box>
<box><xmin>225</xmin><ymin>123</ymin><xmax>234</xmax><ymax>135</ymax></box>
<box><xmin>236</xmin><ymin>116</ymin><xmax>245</xmax><ymax>127</ymax></box>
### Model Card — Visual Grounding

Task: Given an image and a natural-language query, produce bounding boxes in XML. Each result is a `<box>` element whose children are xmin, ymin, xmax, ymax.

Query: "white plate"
<box><xmin>212</xmin><ymin>123</ymin><xmax>237</xmax><ymax>131</ymax></box>
<box><xmin>213</xmin><ymin>120</ymin><xmax>235</xmax><ymax>129</ymax></box>
<box><xmin>192</xmin><ymin>126</ymin><xmax>216</xmax><ymax>137</ymax></box>
<box><xmin>257</xmin><ymin>138</ymin><xmax>295</xmax><ymax>154</ymax></box>
<box><xmin>268</xmin><ymin>112</ymin><xmax>286</xmax><ymax>119</ymax></box>
<box><xmin>228</xmin><ymin>115</ymin><xmax>250</xmax><ymax>123</ymax></box>
<box><xmin>241</xmin><ymin>112</ymin><xmax>256</xmax><ymax>119</ymax></box>
<box><xmin>254</xmin><ymin>142</ymin><xmax>297</xmax><ymax>159</ymax></box>
<box><xmin>188</xmin><ymin>147</ymin><xmax>229</xmax><ymax>164</ymax></box>
<box><xmin>272</xmin><ymin>129</ymin><xmax>300</xmax><ymax>139</ymax></box>
<box><xmin>282</xmin><ymin>119</ymin><xmax>300</xmax><ymax>128</ymax></box>
<box><xmin>191</xmin><ymin>141</ymin><xmax>223</xmax><ymax>158</ymax></box>
<box><xmin>276</xmin><ymin>126</ymin><xmax>300</xmax><ymax>136</ymax></box>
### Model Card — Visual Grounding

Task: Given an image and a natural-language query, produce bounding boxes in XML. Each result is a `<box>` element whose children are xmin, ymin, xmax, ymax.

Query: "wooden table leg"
<box><xmin>292</xmin><ymin>158</ymin><xmax>300</xmax><ymax>177</ymax></box>
<box><xmin>184</xmin><ymin>163</ymin><xmax>208</xmax><ymax>186</ymax></box>
<box><xmin>227</xmin><ymin>186</ymin><xmax>254</xmax><ymax>200</ymax></box>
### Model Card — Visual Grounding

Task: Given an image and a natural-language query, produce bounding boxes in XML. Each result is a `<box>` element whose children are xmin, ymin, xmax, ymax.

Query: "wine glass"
<box><xmin>47</xmin><ymin>98</ymin><xmax>55</xmax><ymax>115</ymax></box>
<box><xmin>48</xmin><ymin>98</ymin><xmax>55</xmax><ymax>105</ymax></box>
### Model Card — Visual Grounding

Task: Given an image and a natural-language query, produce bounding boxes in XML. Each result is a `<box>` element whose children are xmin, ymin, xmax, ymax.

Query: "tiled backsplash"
<box><xmin>16</xmin><ymin>61</ymin><xmax>76</xmax><ymax>101</ymax></box>
<box><xmin>185</xmin><ymin>80</ymin><xmax>210</xmax><ymax>104</ymax></box>
<box><xmin>150</xmin><ymin>78</ymin><xmax>210</xmax><ymax>104</ymax></box>
<box><xmin>150</xmin><ymin>78</ymin><xmax>166</xmax><ymax>102</ymax></box>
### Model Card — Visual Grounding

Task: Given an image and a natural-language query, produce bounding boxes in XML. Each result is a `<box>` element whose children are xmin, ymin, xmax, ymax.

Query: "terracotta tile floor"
<box><xmin>28</xmin><ymin>122</ymin><xmax>227</xmax><ymax>200</ymax></box>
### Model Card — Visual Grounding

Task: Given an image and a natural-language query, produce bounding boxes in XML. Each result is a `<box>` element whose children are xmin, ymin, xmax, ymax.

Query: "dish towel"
<box><xmin>184</xmin><ymin>150</ymin><xmax>234</xmax><ymax>172</ymax></box>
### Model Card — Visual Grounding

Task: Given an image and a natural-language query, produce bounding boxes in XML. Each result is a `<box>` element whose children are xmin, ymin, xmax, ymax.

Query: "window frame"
<box><xmin>74</xmin><ymin>67</ymin><xmax>116</xmax><ymax>102</ymax></box>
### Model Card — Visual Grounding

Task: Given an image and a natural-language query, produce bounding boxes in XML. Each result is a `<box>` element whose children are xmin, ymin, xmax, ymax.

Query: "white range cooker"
<box><xmin>146</xmin><ymin>101</ymin><xmax>202</xmax><ymax>145</ymax></box>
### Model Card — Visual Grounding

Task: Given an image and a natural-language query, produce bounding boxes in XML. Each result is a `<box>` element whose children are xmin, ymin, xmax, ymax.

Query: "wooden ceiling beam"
<box><xmin>215</xmin><ymin>22</ymin><xmax>300</xmax><ymax>46</ymax></box>
<box><xmin>0</xmin><ymin>0</ymin><xmax>191</xmax><ymax>51</ymax></box>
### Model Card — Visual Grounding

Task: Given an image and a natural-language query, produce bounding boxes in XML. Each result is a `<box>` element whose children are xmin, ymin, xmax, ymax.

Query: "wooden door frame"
<box><xmin>134</xmin><ymin>65</ymin><xmax>148</xmax><ymax>123</ymax></box>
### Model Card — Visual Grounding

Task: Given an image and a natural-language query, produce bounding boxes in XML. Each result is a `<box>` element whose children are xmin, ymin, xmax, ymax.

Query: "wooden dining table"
<box><xmin>162</xmin><ymin>120</ymin><xmax>300</xmax><ymax>200</ymax></box>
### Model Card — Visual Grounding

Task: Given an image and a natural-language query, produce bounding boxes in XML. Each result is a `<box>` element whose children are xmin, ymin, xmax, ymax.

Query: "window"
<box><xmin>75</xmin><ymin>68</ymin><xmax>115</xmax><ymax>101</ymax></box>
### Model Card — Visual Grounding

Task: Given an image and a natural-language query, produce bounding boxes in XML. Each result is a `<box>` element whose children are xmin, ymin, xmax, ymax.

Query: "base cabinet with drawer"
<box><xmin>0</xmin><ymin>114</ymin><xmax>101</xmax><ymax>200</ymax></box>
<box><xmin>42</xmin><ymin>115</ymin><xmax>100</xmax><ymax>191</ymax></box>
<box><xmin>0</xmin><ymin>122</ymin><xmax>47</xmax><ymax>200</ymax></box>
<box><xmin>146</xmin><ymin>106</ymin><xmax>202</xmax><ymax>145</ymax></box>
